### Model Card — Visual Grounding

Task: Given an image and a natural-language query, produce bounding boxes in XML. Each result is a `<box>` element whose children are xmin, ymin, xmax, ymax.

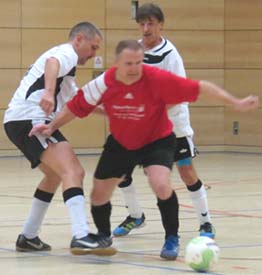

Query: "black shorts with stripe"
<box><xmin>94</xmin><ymin>133</ymin><xmax>176</xmax><ymax>179</ymax></box>
<box><xmin>4</xmin><ymin>120</ymin><xmax>67</xmax><ymax>169</ymax></box>
<box><xmin>174</xmin><ymin>136</ymin><xmax>197</xmax><ymax>162</ymax></box>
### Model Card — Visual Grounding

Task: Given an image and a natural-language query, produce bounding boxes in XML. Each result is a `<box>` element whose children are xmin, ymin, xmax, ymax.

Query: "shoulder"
<box><xmin>48</xmin><ymin>43</ymin><xmax>78</xmax><ymax>66</ymax></box>
<box><xmin>104</xmin><ymin>67</ymin><xmax>117</xmax><ymax>86</ymax></box>
<box><xmin>142</xmin><ymin>64</ymin><xmax>171</xmax><ymax>79</ymax></box>
<box><xmin>164</xmin><ymin>39</ymin><xmax>182</xmax><ymax>58</ymax></box>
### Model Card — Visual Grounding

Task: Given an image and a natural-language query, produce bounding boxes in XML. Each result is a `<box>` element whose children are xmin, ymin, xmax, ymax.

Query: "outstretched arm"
<box><xmin>199</xmin><ymin>80</ymin><xmax>259</xmax><ymax>111</ymax></box>
<box><xmin>29</xmin><ymin>105</ymin><xmax>76</xmax><ymax>137</ymax></box>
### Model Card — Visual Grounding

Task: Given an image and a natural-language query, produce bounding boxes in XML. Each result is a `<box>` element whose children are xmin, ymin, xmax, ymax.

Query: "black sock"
<box><xmin>157</xmin><ymin>191</ymin><xmax>179</xmax><ymax>239</ymax></box>
<box><xmin>118</xmin><ymin>176</ymin><xmax>133</xmax><ymax>188</ymax></box>
<box><xmin>62</xmin><ymin>187</ymin><xmax>84</xmax><ymax>203</ymax></box>
<box><xmin>91</xmin><ymin>202</ymin><xmax>112</xmax><ymax>237</ymax></box>
<box><xmin>187</xmin><ymin>179</ymin><xmax>202</xmax><ymax>192</ymax></box>
<box><xmin>34</xmin><ymin>188</ymin><xmax>54</xmax><ymax>202</ymax></box>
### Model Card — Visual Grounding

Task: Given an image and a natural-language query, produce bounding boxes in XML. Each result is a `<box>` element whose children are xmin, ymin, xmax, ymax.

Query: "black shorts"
<box><xmin>94</xmin><ymin>133</ymin><xmax>176</xmax><ymax>179</ymax></box>
<box><xmin>4</xmin><ymin>120</ymin><xmax>67</xmax><ymax>169</ymax></box>
<box><xmin>174</xmin><ymin>136</ymin><xmax>197</xmax><ymax>162</ymax></box>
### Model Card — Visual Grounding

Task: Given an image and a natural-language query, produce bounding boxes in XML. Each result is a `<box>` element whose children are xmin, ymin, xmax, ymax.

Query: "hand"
<box><xmin>39</xmin><ymin>91</ymin><xmax>55</xmax><ymax>116</ymax></box>
<box><xmin>233</xmin><ymin>95</ymin><xmax>259</xmax><ymax>112</ymax></box>
<box><xmin>29</xmin><ymin>124</ymin><xmax>53</xmax><ymax>137</ymax></box>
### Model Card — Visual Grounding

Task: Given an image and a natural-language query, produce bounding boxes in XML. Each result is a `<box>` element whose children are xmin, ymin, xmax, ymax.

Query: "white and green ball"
<box><xmin>185</xmin><ymin>236</ymin><xmax>220</xmax><ymax>272</ymax></box>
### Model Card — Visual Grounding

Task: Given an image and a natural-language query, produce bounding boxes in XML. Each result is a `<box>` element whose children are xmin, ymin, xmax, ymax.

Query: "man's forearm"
<box><xmin>50</xmin><ymin>105</ymin><xmax>76</xmax><ymax>132</ymax></box>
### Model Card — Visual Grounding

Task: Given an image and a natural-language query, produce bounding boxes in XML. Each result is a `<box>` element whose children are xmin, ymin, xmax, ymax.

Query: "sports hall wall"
<box><xmin>0</xmin><ymin>0</ymin><xmax>261</xmax><ymax>155</ymax></box>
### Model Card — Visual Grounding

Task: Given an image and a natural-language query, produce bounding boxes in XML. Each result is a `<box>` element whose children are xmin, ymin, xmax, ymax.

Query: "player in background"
<box><xmin>113</xmin><ymin>3</ymin><xmax>215</xmax><ymax>239</ymax></box>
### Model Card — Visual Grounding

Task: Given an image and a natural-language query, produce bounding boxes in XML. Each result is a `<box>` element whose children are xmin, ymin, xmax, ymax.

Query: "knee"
<box><xmin>72</xmin><ymin>165</ymin><xmax>85</xmax><ymax>180</ymax></box>
<box><xmin>152</xmin><ymin>182</ymin><xmax>173</xmax><ymax>200</ymax></box>
<box><xmin>178</xmin><ymin>166</ymin><xmax>198</xmax><ymax>185</ymax></box>
<box><xmin>180</xmin><ymin>173</ymin><xmax>198</xmax><ymax>185</ymax></box>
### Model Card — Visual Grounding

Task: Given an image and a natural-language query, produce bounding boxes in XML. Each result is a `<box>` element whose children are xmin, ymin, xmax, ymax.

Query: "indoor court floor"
<box><xmin>0</xmin><ymin>152</ymin><xmax>261</xmax><ymax>275</ymax></box>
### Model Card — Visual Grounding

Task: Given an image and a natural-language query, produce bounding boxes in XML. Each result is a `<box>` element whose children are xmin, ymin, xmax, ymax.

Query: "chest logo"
<box><xmin>124</xmin><ymin>93</ymin><xmax>134</xmax><ymax>99</ymax></box>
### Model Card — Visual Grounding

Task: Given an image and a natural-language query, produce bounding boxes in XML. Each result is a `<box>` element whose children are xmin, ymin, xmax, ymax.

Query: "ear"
<box><xmin>75</xmin><ymin>33</ymin><xmax>83</xmax><ymax>43</ymax></box>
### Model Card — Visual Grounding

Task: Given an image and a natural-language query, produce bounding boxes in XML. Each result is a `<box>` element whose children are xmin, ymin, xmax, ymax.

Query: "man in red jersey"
<box><xmin>29</xmin><ymin>40</ymin><xmax>259</xmax><ymax>260</ymax></box>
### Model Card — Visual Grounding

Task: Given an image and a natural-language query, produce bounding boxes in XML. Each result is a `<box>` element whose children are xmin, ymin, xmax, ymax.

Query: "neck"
<box><xmin>143</xmin><ymin>37</ymin><xmax>162</xmax><ymax>50</ymax></box>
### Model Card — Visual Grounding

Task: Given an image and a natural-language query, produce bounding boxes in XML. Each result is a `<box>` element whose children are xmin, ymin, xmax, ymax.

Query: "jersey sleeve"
<box><xmin>51</xmin><ymin>46</ymin><xmax>78</xmax><ymax>77</ymax></box>
<box><xmin>151</xmin><ymin>67</ymin><xmax>199</xmax><ymax>104</ymax></box>
<box><xmin>67</xmin><ymin>89</ymin><xmax>95</xmax><ymax>117</ymax></box>
<box><xmin>67</xmin><ymin>72</ymin><xmax>107</xmax><ymax>118</ymax></box>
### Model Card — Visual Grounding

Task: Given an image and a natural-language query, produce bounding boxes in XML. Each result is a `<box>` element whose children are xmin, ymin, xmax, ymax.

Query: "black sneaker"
<box><xmin>16</xmin><ymin>234</ymin><xmax>51</xmax><ymax>252</ymax></box>
<box><xmin>70</xmin><ymin>233</ymin><xmax>117</xmax><ymax>256</ymax></box>
<box><xmin>199</xmin><ymin>222</ymin><xmax>216</xmax><ymax>239</ymax></box>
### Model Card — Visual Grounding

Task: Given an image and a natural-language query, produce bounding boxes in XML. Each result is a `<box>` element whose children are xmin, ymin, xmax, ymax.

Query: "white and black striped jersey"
<box><xmin>140</xmin><ymin>37</ymin><xmax>194</xmax><ymax>137</ymax></box>
<box><xmin>4</xmin><ymin>43</ymin><xmax>78</xmax><ymax>123</ymax></box>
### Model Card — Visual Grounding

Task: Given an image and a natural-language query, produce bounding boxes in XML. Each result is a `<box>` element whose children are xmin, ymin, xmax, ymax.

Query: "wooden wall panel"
<box><xmin>225</xmin><ymin>0</ymin><xmax>262</xmax><ymax>30</ymax></box>
<box><xmin>75</xmin><ymin>69</ymin><xmax>94</xmax><ymax>88</ymax></box>
<box><xmin>225</xmin><ymin>31</ymin><xmax>262</xmax><ymax>68</ymax></box>
<box><xmin>225</xmin><ymin>69</ymin><xmax>262</xmax><ymax>98</ymax></box>
<box><xmin>61</xmin><ymin>114</ymin><xmax>106</xmax><ymax>148</ymax></box>
<box><xmin>164</xmin><ymin>31</ymin><xmax>224</xmax><ymax>69</ymax></box>
<box><xmin>106</xmin><ymin>0</ymin><xmax>224</xmax><ymax>30</ymax></box>
<box><xmin>21</xmin><ymin>29</ymin><xmax>105</xmax><ymax>69</ymax></box>
<box><xmin>0</xmin><ymin>69</ymin><xmax>21</xmax><ymax>109</ymax></box>
<box><xmin>106</xmin><ymin>0</ymin><xmax>138</xmax><ymax>29</ymax></box>
<box><xmin>0</xmin><ymin>0</ymin><xmax>21</xmax><ymax>28</ymax></box>
<box><xmin>105</xmin><ymin>30</ymin><xmax>224</xmax><ymax>69</ymax></box>
<box><xmin>0</xmin><ymin>111</ymin><xmax>17</xmax><ymax>150</ymax></box>
<box><xmin>0</xmin><ymin>29</ymin><xmax>21</xmax><ymax>68</ymax></box>
<box><xmin>190</xmin><ymin>107</ymin><xmax>224</xmax><ymax>145</ymax></box>
<box><xmin>225</xmin><ymin>109</ymin><xmax>262</xmax><ymax>146</ymax></box>
<box><xmin>22</xmin><ymin>0</ymin><xmax>105</xmax><ymax>28</ymax></box>
<box><xmin>105</xmin><ymin>30</ymin><xmax>139</xmax><ymax>66</ymax></box>
<box><xmin>157</xmin><ymin>0</ymin><xmax>224</xmax><ymax>30</ymax></box>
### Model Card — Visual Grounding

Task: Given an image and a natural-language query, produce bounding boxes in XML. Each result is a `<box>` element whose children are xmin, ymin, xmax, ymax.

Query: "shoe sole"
<box><xmin>113</xmin><ymin>222</ymin><xmax>146</xmax><ymax>237</ymax></box>
<box><xmin>16</xmin><ymin>246</ymin><xmax>51</xmax><ymax>252</ymax></box>
<box><xmin>70</xmin><ymin>246</ymin><xmax>117</xmax><ymax>256</ymax></box>
<box><xmin>160</xmin><ymin>254</ymin><xmax>178</xmax><ymax>261</ymax></box>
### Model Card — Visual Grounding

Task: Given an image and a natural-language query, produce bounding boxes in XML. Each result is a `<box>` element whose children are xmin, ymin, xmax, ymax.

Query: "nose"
<box><xmin>142</xmin><ymin>23</ymin><xmax>149</xmax><ymax>32</ymax></box>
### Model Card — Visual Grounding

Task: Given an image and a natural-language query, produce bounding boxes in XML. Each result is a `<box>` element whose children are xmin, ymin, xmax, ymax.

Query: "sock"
<box><xmin>120</xmin><ymin>183</ymin><xmax>143</xmax><ymax>218</ymax></box>
<box><xmin>22</xmin><ymin>188</ymin><xmax>54</xmax><ymax>239</ymax></box>
<box><xmin>157</xmin><ymin>191</ymin><xmax>179</xmax><ymax>239</ymax></box>
<box><xmin>63</xmin><ymin>187</ymin><xmax>89</xmax><ymax>239</ymax></box>
<box><xmin>91</xmin><ymin>202</ymin><xmax>112</xmax><ymax>237</ymax></box>
<box><xmin>187</xmin><ymin>179</ymin><xmax>212</xmax><ymax>225</ymax></box>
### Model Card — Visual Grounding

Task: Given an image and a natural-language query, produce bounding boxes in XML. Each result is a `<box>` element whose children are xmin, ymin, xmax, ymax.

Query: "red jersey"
<box><xmin>67</xmin><ymin>65</ymin><xmax>199</xmax><ymax>150</ymax></box>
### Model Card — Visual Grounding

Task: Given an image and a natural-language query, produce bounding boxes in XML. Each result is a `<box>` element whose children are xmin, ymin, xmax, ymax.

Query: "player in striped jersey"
<box><xmin>113</xmin><ymin>3</ymin><xmax>216</xmax><ymax>240</ymax></box>
<box><xmin>3</xmin><ymin>22</ymin><xmax>116</xmax><ymax>256</ymax></box>
<box><xmin>29</xmin><ymin>40</ymin><xmax>258</xmax><ymax>260</ymax></box>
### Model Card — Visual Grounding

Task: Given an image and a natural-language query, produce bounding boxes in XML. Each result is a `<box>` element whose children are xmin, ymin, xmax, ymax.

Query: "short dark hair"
<box><xmin>68</xmin><ymin>21</ymin><xmax>103</xmax><ymax>40</ymax></box>
<box><xmin>115</xmin><ymin>40</ymin><xmax>144</xmax><ymax>56</ymax></box>
<box><xmin>136</xmin><ymin>3</ymin><xmax>164</xmax><ymax>23</ymax></box>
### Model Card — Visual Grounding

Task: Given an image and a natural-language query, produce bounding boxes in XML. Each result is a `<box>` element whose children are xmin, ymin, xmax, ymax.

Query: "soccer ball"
<box><xmin>185</xmin><ymin>236</ymin><xmax>220</xmax><ymax>272</ymax></box>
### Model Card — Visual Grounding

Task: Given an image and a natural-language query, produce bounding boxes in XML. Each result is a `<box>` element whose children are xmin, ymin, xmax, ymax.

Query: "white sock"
<box><xmin>65</xmin><ymin>195</ymin><xmax>89</xmax><ymax>239</ymax></box>
<box><xmin>189</xmin><ymin>185</ymin><xmax>211</xmax><ymax>225</ymax></box>
<box><xmin>22</xmin><ymin>198</ymin><xmax>50</xmax><ymax>239</ymax></box>
<box><xmin>121</xmin><ymin>184</ymin><xmax>143</xmax><ymax>218</ymax></box>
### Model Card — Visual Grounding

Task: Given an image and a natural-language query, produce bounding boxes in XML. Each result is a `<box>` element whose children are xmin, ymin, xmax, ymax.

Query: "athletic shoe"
<box><xmin>16</xmin><ymin>234</ymin><xmax>51</xmax><ymax>252</ymax></box>
<box><xmin>199</xmin><ymin>222</ymin><xmax>216</xmax><ymax>239</ymax></box>
<box><xmin>160</xmin><ymin>235</ymin><xmax>180</xmax><ymax>260</ymax></box>
<box><xmin>113</xmin><ymin>213</ymin><xmax>146</xmax><ymax>236</ymax></box>
<box><xmin>70</xmin><ymin>233</ymin><xmax>117</xmax><ymax>256</ymax></box>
